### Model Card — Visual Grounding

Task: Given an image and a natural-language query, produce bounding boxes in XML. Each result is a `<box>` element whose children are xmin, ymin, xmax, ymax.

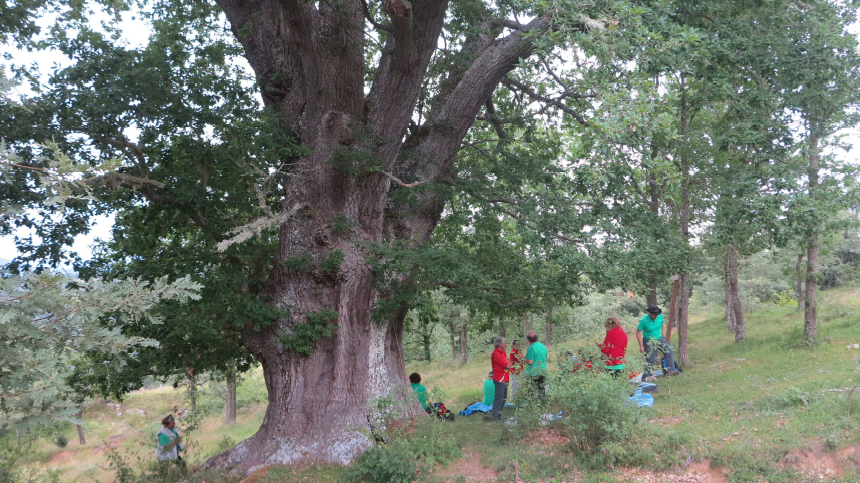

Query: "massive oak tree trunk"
<box><xmin>804</xmin><ymin>135</ymin><xmax>820</xmax><ymax>340</ymax></box>
<box><xmin>201</xmin><ymin>0</ymin><xmax>553</xmax><ymax>473</ymax></box>
<box><xmin>225</xmin><ymin>366</ymin><xmax>237</xmax><ymax>426</ymax></box>
<box><xmin>725</xmin><ymin>248</ymin><xmax>746</xmax><ymax>342</ymax></box>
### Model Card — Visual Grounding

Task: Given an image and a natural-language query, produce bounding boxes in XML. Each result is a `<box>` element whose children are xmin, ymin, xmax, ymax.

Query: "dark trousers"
<box><xmin>491</xmin><ymin>380</ymin><xmax>508</xmax><ymax>422</ymax></box>
<box><xmin>606</xmin><ymin>368</ymin><xmax>621</xmax><ymax>378</ymax></box>
<box><xmin>529</xmin><ymin>375</ymin><xmax>546</xmax><ymax>399</ymax></box>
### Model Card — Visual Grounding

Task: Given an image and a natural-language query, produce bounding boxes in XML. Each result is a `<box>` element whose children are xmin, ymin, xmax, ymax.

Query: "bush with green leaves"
<box><xmin>346</xmin><ymin>412</ymin><xmax>460</xmax><ymax>483</ymax></box>
<box><xmin>345</xmin><ymin>445</ymin><xmax>415</xmax><ymax>483</ymax></box>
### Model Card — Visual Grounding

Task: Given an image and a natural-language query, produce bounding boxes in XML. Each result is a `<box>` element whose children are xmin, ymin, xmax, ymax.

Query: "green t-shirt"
<box><xmin>411</xmin><ymin>383</ymin><xmax>428</xmax><ymax>410</ymax></box>
<box><xmin>637</xmin><ymin>314</ymin><xmax>664</xmax><ymax>341</ymax></box>
<box><xmin>525</xmin><ymin>342</ymin><xmax>548</xmax><ymax>376</ymax></box>
<box><xmin>482</xmin><ymin>379</ymin><xmax>495</xmax><ymax>406</ymax></box>
<box><xmin>157</xmin><ymin>428</ymin><xmax>178</xmax><ymax>446</ymax></box>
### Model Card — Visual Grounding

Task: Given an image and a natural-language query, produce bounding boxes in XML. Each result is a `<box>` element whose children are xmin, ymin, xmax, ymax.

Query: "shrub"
<box><xmin>346</xmin><ymin>446</ymin><xmax>415</xmax><ymax>483</ymax></box>
<box><xmin>347</xmin><ymin>402</ymin><xmax>461</xmax><ymax>483</ymax></box>
<box><xmin>54</xmin><ymin>435</ymin><xmax>69</xmax><ymax>448</ymax></box>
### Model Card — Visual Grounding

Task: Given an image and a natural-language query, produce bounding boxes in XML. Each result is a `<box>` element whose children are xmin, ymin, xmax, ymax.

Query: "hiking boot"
<box><xmin>666</xmin><ymin>369</ymin><xmax>680</xmax><ymax>376</ymax></box>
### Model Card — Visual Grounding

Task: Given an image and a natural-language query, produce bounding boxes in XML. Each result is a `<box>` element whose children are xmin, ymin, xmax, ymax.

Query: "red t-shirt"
<box><xmin>491</xmin><ymin>348</ymin><xmax>510</xmax><ymax>383</ymax></box>
<box><xmin>600</xmin><ymin>326</ymin><xmax>628</xmax><ymax>366</ymax></box>
<box><xmin>509</xmin><ymin>348</ymin><xmax>524</xmax><ymax>375</ymax></box>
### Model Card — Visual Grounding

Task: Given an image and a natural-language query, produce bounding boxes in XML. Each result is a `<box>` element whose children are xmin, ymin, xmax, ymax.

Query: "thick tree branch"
<box><xmin>362</xmin><ymin>0</ymin><xmax>393</xmax><ymax>32</ymax></box>
<box><xmin>501</xmin><ymin>77</ymin><xmax>591</xmax><ymax>127</ymax></box>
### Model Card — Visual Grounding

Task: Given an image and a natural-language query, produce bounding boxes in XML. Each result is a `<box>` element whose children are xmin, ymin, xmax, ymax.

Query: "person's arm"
<box><xmin>636</xmin><ymin>330</ymin><xmax>645</xmax><ymax>353</ymax></box>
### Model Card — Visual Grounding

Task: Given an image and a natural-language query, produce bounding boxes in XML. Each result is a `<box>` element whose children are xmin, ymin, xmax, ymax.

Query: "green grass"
<box><xmin>25</xmin><ymin>286</ymin><xmax>860</xmax><ymax>482</ymax></box>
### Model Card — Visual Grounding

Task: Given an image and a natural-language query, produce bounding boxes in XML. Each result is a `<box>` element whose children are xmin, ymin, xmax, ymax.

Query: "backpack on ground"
<box><xmin>428</xmin><ymin>402</ymin><xmax>455</xmax><ymax>422</ymax></box>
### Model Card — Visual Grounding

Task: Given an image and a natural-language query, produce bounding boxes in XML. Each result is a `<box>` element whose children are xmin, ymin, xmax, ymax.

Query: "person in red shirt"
<box><xmin>508</xmin><ymin>339</ymin><xmax>524</xmax><ymax>400</ymax></box>
<box><xmin>490</xmin><ymin>337</ymin><xmax>511</xmax><ymax>422</ymax></box>
<box><xmin>598</xmin><ymin>317</ymin><xmax>628</xmax><ymax>377</ymax></box>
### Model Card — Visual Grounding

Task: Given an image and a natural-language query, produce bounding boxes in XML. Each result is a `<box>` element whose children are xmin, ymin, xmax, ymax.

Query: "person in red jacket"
<box><xmin>599</xmin><ymin>317</ymin><xmax>628</xmax><ymax>377</ymax></box>
<box><xmin>508</xmin><ymin>339</ymin><xmax>524</xmax><ymax>400</ymax></box>
<box><xmin>490</xmin><ymin>337</ymin><xmax>511</xmax><ymax>422</ymax></box>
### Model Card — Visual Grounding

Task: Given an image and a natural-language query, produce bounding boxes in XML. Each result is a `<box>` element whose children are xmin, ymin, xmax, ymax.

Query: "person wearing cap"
<box><xmin>156</xmin><ymin>414</ymin><xmax>183</xmax><ymax>462</ymax></box>
<box><xmin>482</xmin><ymin>371</ymin><xmax>495</xmax><ymax>407</ymax></box>
<box><xmin>636</xmin><ymin>306</ymin><xmax>679</xmax><ymax>377</ymax></box>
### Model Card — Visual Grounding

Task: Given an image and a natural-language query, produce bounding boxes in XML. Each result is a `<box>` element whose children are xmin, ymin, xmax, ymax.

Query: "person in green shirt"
<box><xmin>409</xmin><ymin>373</ymin><xmax>429</xmax><ymax>412</ymax></box>
<box><xmin>482</xmin><ymin>371</ymin><xmax>495</xmax><ymax>407</ymax></box>
<box><xmin>156</xmin><ymin>414</ymin><xmax>184</xmax><ymax>464</ymax></box>
<box><xmin>524</xmin><ymin>332</ymin><xmax>548</xmax><ymax>399</ymax></box>
<box><xmin>636</xmin><ymin>305</ymin><xmax>679</xmax><ymax>378</ymax></box>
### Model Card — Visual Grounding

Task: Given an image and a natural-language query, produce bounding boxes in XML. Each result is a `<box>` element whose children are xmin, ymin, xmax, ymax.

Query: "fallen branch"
<box><xmin>816</xmin><ymin>387</ymin><xmax>857</xmax><ymax>395</ymax></box>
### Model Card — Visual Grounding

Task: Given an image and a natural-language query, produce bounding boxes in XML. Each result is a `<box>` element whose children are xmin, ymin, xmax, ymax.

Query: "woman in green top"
<box><xmin>156</xmin><ymin>414</ymin><xmax>183</xmax><ymax>462</ymax></box>
<box><xmin>409</xmin><ymin>373</ymin><xmax>429</xmax><ymax>412</ymax></box>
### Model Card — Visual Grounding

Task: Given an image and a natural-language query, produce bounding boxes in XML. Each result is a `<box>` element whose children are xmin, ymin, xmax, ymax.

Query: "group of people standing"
<box><xmin>483</xmin><ymin>305</ymin><xmax>679</xmax><ymax>422</ymax></box>
<box><xmin>488</xmin><ymin>331</ymin><xmax>548</xmax><ymax>421</ymax></box>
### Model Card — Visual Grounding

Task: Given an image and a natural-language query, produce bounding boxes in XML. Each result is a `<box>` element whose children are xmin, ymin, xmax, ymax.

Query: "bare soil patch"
<box><xmin>522</xmin><ymin>427</ymin><xmax>571</xmax><ymax>447</ymax></box>
<box><xmin>49</xmin><ymin>450</ymin><xmax>77</xmax><ymax>464</ymax></box>
<box><xmin>617</xmin><ymin>460</ymin><xmax>727</xmax><ymax>483</ymax></box>
<box><xmin>435</xmin><ymin>451</ymin><xmax>499</xmax><ymax>482</ymax></box>
<box><xmin>780</xmin><ymin>444</ymin><xmax>860</xmax><ymax>480</ymax></box>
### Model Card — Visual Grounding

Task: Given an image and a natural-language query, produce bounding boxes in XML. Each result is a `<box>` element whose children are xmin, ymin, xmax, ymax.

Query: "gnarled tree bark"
<box><xmin>201</xmin><ymin>1</ymin><xmax>555</xmax><ymax>473</ymax></box>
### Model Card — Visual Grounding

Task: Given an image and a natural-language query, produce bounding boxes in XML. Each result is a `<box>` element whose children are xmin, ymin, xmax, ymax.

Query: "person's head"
<box><xmin>647</xmin><ymin>305</ymin><xmax>662</xmax><ymax>320</ymax></box>
<box><xmin>511</xmin><ymin>339</ymin><xmax>520</xmax><ymax>350</ymax></box>
<box><xmin>526</xmin><ymin>331</ymin><xmax>538</xmax><ymax>344</ymax></box>
<box><xmin>605</xmin><ymin>316</ymin><xmax>621</xmax><ymax>330</ymax></box>
<box><xmin>493</xmin><ymin>336</ymin><xmax>506</xmax><ymax>350</ymax></box>
<box><xmin>488</xmin><ymin>371</ymin><xmax>494</xmax><ymax>379</ymax></box>
<box><xmin>409</xmin><ymin>373</ymin><xmax>421</xmax><ymax>384</ymax></box>
<box><xmin>161</xmin><ymin>414</ymin><xmax>176</xmax><ymax>429</ymax></box>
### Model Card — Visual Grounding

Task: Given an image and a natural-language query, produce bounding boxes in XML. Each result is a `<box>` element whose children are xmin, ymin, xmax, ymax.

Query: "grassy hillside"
<box><xmin>21</xmin><ymin>286</ymin><xmax>860</xmax><ymax>483</ymax></box>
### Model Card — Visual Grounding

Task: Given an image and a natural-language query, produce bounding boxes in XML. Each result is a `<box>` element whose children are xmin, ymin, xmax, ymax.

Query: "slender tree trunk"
<box><xmin>724</xmin><ymin>261</ymin><xmax>736</xmax><ymax>334</ymax></box>
<box><xmin>676</xmin><ymin>76</ymin><xmax>692</xmax><ymax>366</ymax></box>
<box><xmin>449</xmin><ymin>321</ymin><xmax>457</xmax><ymax>361</ymax></box>
<box><xmin>804</xmin><ymin>135</ymin><xmax>820</xmax><ymax>340</ymax></box>
<box><xmin>187</xmin><ymin>373</ymin><xmax>197</xmax><ymax>413</ymax></box>
<box><xmin>646</xmin><ymin>283</ymin><xmax>658</xmax><ymax>307</ymax></box>
<box><xmin>76</xmin><ymin>409</ymin><xmax>86</xmax><ymax>445</ymax></box>
<box><xmin>726</xmin><ymin>248</ymin><xmax>746</xmax><ymax>342</ymax></box>
<box><xmin>676</xmin><ymin>274</ymin><xmax>691</xmax><ymax>365</ymax></box>
<box><xmin>666</xmin><ymin>275</ymin><xmax>680</xmax><ymax>344</ymax></box>
<box><xmin>545</xmin><ymin>307</ymin><xmax>553</xmax><ymax>346</ymax></box>
<box><xmin>422</xmin><ymin>330</ymin><xmax>432</xmax><ymax>362</ymax></box>
<box><xmin>796</xmin><ymin>252</ymin><xmax>805</xmax><ymax>311</ymax></box>
<box><xmin>458</xmin><ymin>322</ymin><xmax>468</xmax><ymax>364</ymax></box>
<box><xmin>226</xmin><ymin>365</ymin><xmax>238</xmax><ymax>426</ymax></box>
<box><xmin>498</xmin><ymin>318</ymin><xmax>506</xmax><ymax>338</ymax></box>
<box><xmin>522</xmin><ymin>313</ymin><xmax>530</xmax><ymax>334</ymax></box>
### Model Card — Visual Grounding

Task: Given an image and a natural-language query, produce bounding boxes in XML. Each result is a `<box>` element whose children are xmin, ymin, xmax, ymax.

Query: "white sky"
<box><xmin>2</xmin><ymin>9</ymin><xmax>859</xmax><ymax>266</ymax></box>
